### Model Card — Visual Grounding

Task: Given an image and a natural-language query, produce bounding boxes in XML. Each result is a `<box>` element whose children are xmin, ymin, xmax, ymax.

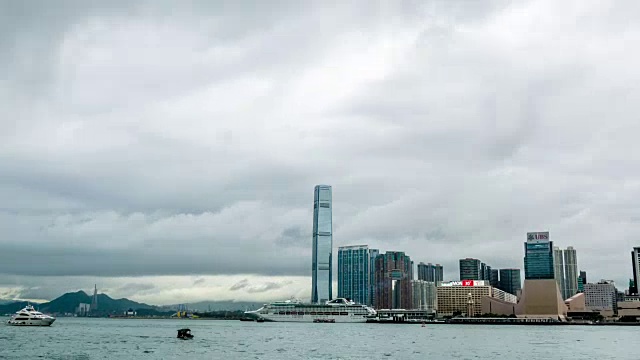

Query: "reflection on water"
<box><xmin>0</xmin><ymin>318</ymin><xmax>635</xmax><ymax>360</ymax></box>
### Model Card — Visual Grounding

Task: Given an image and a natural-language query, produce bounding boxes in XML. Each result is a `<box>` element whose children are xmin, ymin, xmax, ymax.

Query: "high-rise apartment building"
<box><xmin>553</xmin><ymin>247</ymin><xmax>565</xmax><ymax>296</ymax></box>
<box><xmin>411</xmin><ymin>280</ymin><xmax>437</xmax><ymax>312</ymax></box>
<box><xmin>374</xmin><ymin>252</ymin><xmax>413</xmax><ymax>309</ymax></box>
<box><xmin>524</xmin><ymin>232</ymin><xmax>554</xmax><ymax>280</ymax></box>
<box><xmin>498</xmin><ymin>269</ymin><xmax>522</xmax><ymax>296</ymax></box>
<box><xmin>563</xmin><ymin>247</ymin><xmax>578</xmax><ymax>299</ymax></box>
<box><xmin>632</xmin><ymin>247</ymin><xmax>640</xmax><ymax>295</ymax></box>
<box><xmin>459</xmin><ymin>258</ymin><xmax>482</xmax><ymax>280</ymax></box>
<box><xmin>434</xmin><ymin>264</ymin><xmax>444</xmax><ymax>283</ymax></box>
<box><xmin>312</xmin><ymin>185</ymin><xmax>332</xmax><ymax>303</ymax></box>
<box><xmin>552</xmin><ymin>245</ymin><xmax>579</xmax><ymax>299</ymax></box>
<box><xmin>337</xmin><ymin>245</ymin><xmax>378</xmax><ymax>305</ymax></box>
<box><xmin>417</xmin><ymin>262</ymin><xmax>444</xmax><ymax>283</ymax></box>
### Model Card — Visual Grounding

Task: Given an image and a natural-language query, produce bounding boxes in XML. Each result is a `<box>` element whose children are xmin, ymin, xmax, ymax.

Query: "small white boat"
<box><xmin>7</xmin><ymin>305</ymin><xmax>56</xmax><ymax>326</ymax></box>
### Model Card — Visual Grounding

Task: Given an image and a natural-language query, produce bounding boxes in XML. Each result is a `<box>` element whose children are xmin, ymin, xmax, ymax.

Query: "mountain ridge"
<box><xmin>0</xmin><ymin>290</ymin><xmax>156</xmax><ymax>315</ymax></box>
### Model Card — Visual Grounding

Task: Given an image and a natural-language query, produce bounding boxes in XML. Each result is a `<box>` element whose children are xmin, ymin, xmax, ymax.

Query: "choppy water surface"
<box><xmin>0</xmin><ymin>318</ymin><xmax>636</xmax><ymax>359</ymax></box>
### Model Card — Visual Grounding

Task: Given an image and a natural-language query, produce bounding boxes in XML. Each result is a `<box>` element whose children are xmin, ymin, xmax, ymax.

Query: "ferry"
<box><xmin>245</xmin><ymin>298</ymin><xmax>376</xmax><ymax>323</ymax></box>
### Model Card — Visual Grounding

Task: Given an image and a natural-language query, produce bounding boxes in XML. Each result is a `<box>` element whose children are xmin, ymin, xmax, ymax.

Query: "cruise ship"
<box><xmin>245</xmin><ymin>298</ymin><xmax>376</xmax><ymax>323</ymax></box>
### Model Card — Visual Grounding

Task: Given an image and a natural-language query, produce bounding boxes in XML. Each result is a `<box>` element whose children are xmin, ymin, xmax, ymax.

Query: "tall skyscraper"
<box><xmin>563</xmin><ymin>247</ymin><xmax>578</xmax><ymax>299</ymax></box>
<box><xmin>524</xmin><ymin>232</ymin><xmax>554</xmax><ymax>280</ymax></box>
<box><xmin>312</xmin><ymin>185</ymin><xmax>332</xmax><ymax>303</ymax></box>
<box><xmin>374</xmin><ymin>251</ymin><xmax>413</xmax><ymax>309</ymax></box>
<box><xmin>337</xmin><ymin>245</ymin><xmax>378</xmax><ymax>305</ymax></box>
<box><xmin>498</xmin><ymin>268</ymin><xmax>521</xmax><ymax>296</ymax></box>
<box><xmin>632</xmin><ymin>247</ymin><xmax>640</xmax><ymax>295</ymax></box>
<box><xmin>417</xmin><ymin>262</ymin><xmax>444</xmax><ymax>283</ymax></box>
<box><xmin>553</xmin><ymin>247</ymin><xmax>565</xmax><ymax>297</ymax></box>
<box><xmin>459</xmin><ymin>258</ymin><xmax>482</xmax><ymax>280</ymax></box>
<box><xmin>369</xmin><ymin>249</ymin><xmax>380</xmax><ymax>306</ymax></box>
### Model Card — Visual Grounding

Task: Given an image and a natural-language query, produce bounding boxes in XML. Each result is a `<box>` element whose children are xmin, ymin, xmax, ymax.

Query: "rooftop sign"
<box><xmin>439</xmin><ymin>280</ymin><xmax>488</xmax><ymax>287</ymax></box>
<box><xmin>527</xmin><ymin>232</ymin><xmax>549</xmax><ymax>241</ymax></box>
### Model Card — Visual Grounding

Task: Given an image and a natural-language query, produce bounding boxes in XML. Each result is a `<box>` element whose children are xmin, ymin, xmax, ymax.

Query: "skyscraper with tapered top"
<box><xmin>312</xmin><ymin>185</ymin><xmax>332</xmax><ymax>303</ymax></box>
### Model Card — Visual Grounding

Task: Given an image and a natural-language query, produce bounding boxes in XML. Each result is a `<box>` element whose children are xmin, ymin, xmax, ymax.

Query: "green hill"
<box><xmin>0</xmin><ymin>291</ymin><xmax>156</xmax><ymax>316</ymax></box>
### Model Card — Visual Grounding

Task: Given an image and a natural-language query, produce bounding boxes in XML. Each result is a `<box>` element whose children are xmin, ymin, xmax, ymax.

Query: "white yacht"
<box><xmin>245</xmin><ymin>298</ymin><xmax>376</xmax><ymax>323</ymax></box>
<box><xmin>7</xmin><ymin>305</ymin><xmax>56</xmax><ymax>326</ymax></box>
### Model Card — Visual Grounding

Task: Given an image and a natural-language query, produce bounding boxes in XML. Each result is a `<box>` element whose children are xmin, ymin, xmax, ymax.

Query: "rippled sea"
<box><xmin>0</xmin><ymin>317</ymin><xmax>637</xmax><ymax>359</ymax></box>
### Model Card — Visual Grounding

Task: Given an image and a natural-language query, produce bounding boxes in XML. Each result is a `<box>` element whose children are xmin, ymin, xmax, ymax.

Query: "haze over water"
<box><xmin>0</xmin><ymin>318</ymin><xmax>635</xmax><ymax>359</ymax></box>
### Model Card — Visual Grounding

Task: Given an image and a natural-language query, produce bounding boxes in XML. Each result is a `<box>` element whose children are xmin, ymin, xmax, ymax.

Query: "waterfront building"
<box><xmin>524</xmin><ymin>232</ymin><xmax>554</xmax><ymax>279</ymax></box>
<box><xmin>564</xmin><ymin>293</ymin><xmax>586</xmax><ymax>312</ymax></box>
<box><xmin>374</xmin><ymin>251</ymin><xmax>413</xmax><ymax>309</ymax></box>
<box><xmin>632</xmin><ymin>247</ymin><xmax>640</xmax><ymax>295</ymax></box>
<box><xmin>459</xmin><ymin>258</ymin><xmax>482</xmax><ymax>280</ymax></box>
<box><xmin>514</xmin><ymin>279</ymin><xmax>568</xmax><ymax>318</ymax></box>
<box><xmin>417</xmin><ymin>262</ymin><xmax>444</xmax><ymax>283</ymax></box>
<box><xmin>498</xmin><ymin>268</ymin><xmax>521</xmax><ymax>296</ymax></box>
<box><xmin>337</xmin><ymin>245</ymin><xmax>378</xmax><ymax>305</ymax></box>
<box><xmin>490</xmin><ymin>269</ymin><xmax>499</xmax><ymax>288</ymax></box>
<box><xmin>585</xmin><ymin>280</ymin><xmax>617</xmax><ymax>315</ymax></box>
<box><xmin>411</xmin><ymin>280</ymin><xmax>437</xmax><ymax>312</ymax></box>
<box><xmin>515</xmin><ymin>232</ymin><xmax>568</xmax><ymax>319</ymax></box>
<box><xmin>436</xmin><ymin>280</ymin><xmax>516</xmax><ymax>317</ymax></box>
<box><xmin>312</xmin><ymin>185</ymin><xmax>332</xmax><ymax>303</ymax></box>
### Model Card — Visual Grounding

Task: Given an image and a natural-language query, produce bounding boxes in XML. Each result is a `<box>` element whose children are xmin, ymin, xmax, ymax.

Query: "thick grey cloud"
<box><xmin>2</xmin><ymin>0</ymin><xmax>640</xmax><ymax>302</ymax></box>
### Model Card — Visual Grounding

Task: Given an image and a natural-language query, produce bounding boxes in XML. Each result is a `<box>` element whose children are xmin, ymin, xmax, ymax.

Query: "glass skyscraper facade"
<box><xmin>459</xmin><ymin>258</ymin><xmax>481</xmax><ymax>280</ymax></box>
<box><xmin>498</xmin><ymin>268</ymin><xmax>522</xmax><ymax>296</ymax></box>
<box><xmin>524</xmin><ymin>232</ymin><xmax>554</xmax><ymax>280</ymax></box>
<box><xmin>312</xmin><ymin>185</ymin><xmax>332</xmax><ymax>303</ymax></box>
<box><xmin>337</xmin><ymin>245</ymin><xmax>378</xmax><ymax>305</ymax></box>
<box><xmin>490</xmin><ymin>269</ymin><xmax>500</xmax><ymax>288</ymax></box>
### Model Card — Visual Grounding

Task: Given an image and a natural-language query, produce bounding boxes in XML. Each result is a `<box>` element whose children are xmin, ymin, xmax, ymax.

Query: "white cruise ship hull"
<box><xmin>258</xmin><ymin>313</ymin><xmax>369</xmax><ymax>323</ymax></box>
<box><xmin>7</xmin><ymin>318</ymin><xmax>56</xmax><ymax>326</ymax></box>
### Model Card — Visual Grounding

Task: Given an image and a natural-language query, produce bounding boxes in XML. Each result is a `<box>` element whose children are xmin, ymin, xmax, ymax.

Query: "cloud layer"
<box><xmin>2</xmin><ymin>0</ymin><xmax>640</xmax><ymax>303</ymax></box>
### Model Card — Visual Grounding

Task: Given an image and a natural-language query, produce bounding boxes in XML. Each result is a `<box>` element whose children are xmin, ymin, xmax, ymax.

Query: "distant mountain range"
<box><xmin>0</xmin><ymin>292</ymin><xmax>266</xmax><ymax>315</ymax></box>
<box><xmin>162</xmin><ymin>300</ymin><xmax>264</xmax><ymax>312</ymax></box>
<box><xmin>0</xmin><ymin>291</ymin><xmax>158</xmax><ymax>315</ymax></box>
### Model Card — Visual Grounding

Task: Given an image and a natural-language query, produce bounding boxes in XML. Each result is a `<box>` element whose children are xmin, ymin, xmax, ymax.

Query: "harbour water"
<box><xmin>0</xmin><ymin>318</ymin><xmax>636</xmax><ymax>359</ymax></box>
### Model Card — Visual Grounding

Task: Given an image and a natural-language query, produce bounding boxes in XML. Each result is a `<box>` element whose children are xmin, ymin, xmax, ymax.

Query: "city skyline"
<box><xmin>2</xmin><ymin>1</ymin><xmax>640</xmax><ymax>306</ymax></box>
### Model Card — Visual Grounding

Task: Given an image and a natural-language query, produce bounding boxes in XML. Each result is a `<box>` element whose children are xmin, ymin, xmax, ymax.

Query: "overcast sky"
<box><xmin>2</xmin><ymin>0</ymin><xmax>640</xmax><ymax>304</ymax></box>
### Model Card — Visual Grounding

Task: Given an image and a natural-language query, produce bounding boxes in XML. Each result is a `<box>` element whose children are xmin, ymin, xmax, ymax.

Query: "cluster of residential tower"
<box><xmin>310</xmin><ymin>185</ymin><xmax>640</xmax><ymax>321</ymax></box>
